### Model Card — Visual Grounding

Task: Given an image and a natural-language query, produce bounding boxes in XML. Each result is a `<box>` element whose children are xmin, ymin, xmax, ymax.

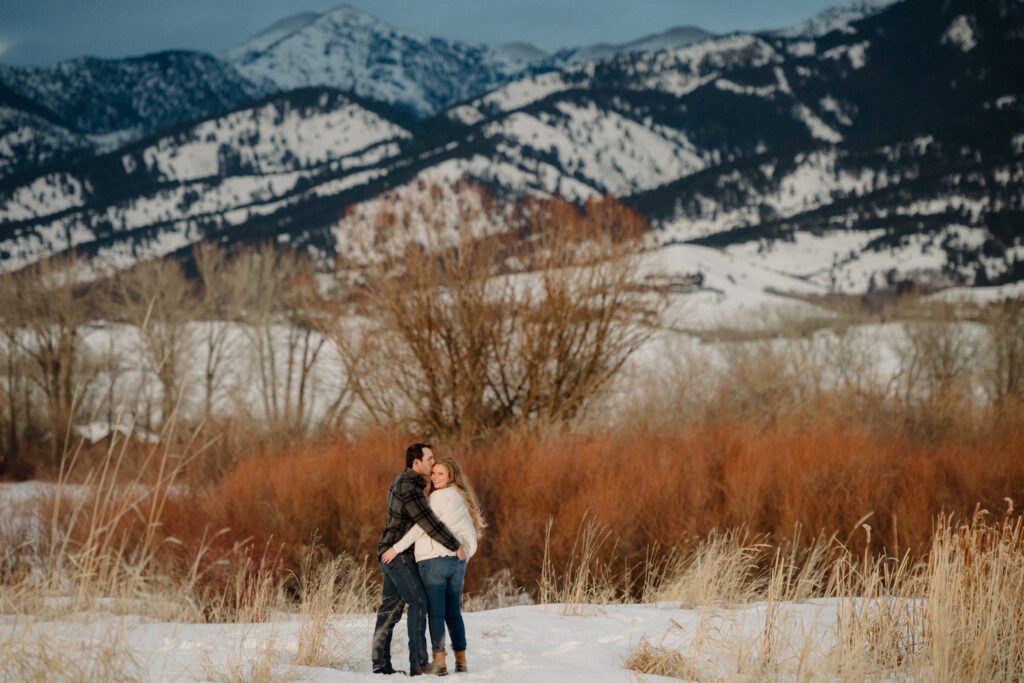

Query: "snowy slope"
<box><xmin>0</xmin><ymin>107</ymin><xmax>95</xmax><ymax>180</ymax></box>
<box><xmin>224</xmin><ymin>12</ymin><xmax>321</xmax><ymax>61</ymax></box>
<box><xmin>0</xmin><ymin>89</ymin><xmax>410</xmax><ymax>272</ymax></box>
<box><xmin>550</xmin><ymin>25</ymin><xmax>715</xmax><ymax>65</ymax></box>
<box><xmin>0</xmin><ymin>52</ymin><xmax>270</xmax><ymax>137</ymax></box>
<box><xmin>775</xmin><ymin>0</ymin><xmax>898</xmax><ymax>38</ymax></box>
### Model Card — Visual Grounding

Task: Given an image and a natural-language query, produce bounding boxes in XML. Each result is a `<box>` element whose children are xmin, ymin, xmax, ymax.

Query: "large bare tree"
<box><xmin>235</xmin><ymin>244</ymin><xmax>351</xmax><ymax>436</ymax></box>
<box><xmin>0</xmin><ymin>256</ymin><xmax>91</xmax><ymax>465</ymax></box>
<box><xmin>193</xmin><ymin>243</ymin><xmax>251</xmax><ymax>421</ymax></box>
<box><xmin>324</xmin><ymin>186</ymin><xmax>661</xmax><ymax>438</ymax></box>
<box><xmin>113</xmin><ymin>258</ymin><xmax>198</xmax><ymax>433</ymax></box>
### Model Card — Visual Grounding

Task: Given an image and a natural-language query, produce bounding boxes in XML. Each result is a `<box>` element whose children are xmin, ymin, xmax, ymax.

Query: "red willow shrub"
<box><xmin>144</xmin><ymin>400</ymin><xmax>1024</xmax><ymax>600</ymax></box>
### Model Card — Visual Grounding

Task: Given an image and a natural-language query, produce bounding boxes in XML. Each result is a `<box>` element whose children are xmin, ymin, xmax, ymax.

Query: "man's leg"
<box><xmin>371</xmin><ymin>566</ymin><xmax>404</xmax><ymax>673</ymax></box>
<box><xmin>380</xmin><ymin>554</ymin><xmax>430</xmax><ymax>672</ymax></box>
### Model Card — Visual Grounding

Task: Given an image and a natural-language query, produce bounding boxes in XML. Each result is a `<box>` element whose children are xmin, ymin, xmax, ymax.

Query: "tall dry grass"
<box><xmin>627</xmin><ymin>508</ymin><xmax>1024</xmax><ymax>682</ymax></box>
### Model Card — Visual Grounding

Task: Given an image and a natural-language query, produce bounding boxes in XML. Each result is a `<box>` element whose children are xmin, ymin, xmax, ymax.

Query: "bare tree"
<box><xmin>193</xmin><ymin>243</ymin><xmax>249</xmax><ymax>420</ymax></box>
<box><xmin>0</xmin><ymin>255</ymin><xmax>91</xmax><ymax>465</ymax></box>
<box><xmin>0</xmin><ymin>335</ymin><xmax>30</xmax><ymax>463</ymax></box>
<box><xmin>113</xmin><ymin>258</ymin><xmax>198</xmax><ymax>432</ymax></box>
<box><xmin>325</xmin><ymin>186</ymin><xmax>660</xmax><ymax>438</ymax></box>
<box><xmin>982</xmin><ymin>299</ymin><xmax>1024</xmax><ymax>403</ymax></box>
<box><xmin>237</xmin><ymin>244</ymin><xmax>346</xmax><ymax>436</ymax></box>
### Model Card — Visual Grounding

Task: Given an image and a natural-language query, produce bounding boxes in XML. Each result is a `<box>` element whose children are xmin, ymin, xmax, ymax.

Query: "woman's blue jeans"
<box><xmin>417</xmin><ymin>556</ymin><xmax>468</xmax><ymax>653</ymax></box>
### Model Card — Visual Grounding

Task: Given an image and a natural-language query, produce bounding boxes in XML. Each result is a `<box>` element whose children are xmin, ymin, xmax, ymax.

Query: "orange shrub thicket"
<box><xmin>144</xmin><ymin>399</ymin><xmax>1024</xmax><ymax>600</ymax></box>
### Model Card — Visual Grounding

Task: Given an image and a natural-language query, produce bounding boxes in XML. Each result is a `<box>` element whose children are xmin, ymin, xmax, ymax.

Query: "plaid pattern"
<box><xmin>377</xmin><ymin>468</ymin><xmax>461</xmax><ymax>560</ymax></box>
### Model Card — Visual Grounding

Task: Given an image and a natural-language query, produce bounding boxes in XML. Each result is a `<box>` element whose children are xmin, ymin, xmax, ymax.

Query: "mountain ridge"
<box><xmin>1</xmin><ymin>0</ymin><xmax>1021</xmax><ymax>292</ymax></box>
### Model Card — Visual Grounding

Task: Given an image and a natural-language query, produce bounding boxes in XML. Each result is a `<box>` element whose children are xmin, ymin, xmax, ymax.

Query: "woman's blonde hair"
<box><xmin>430</xmin><ymin>458</ymin><xmax>487</xmax><ymax>537</ymax></box>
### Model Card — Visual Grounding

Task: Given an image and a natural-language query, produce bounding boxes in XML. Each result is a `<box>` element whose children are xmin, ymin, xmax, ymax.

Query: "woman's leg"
<box><xmin>444</xmin><ymin>559</ymin><xmax>468</xmax><ymax>653</ymax></box>
<box><xmin>417</xmin><ymin>558</ymin><xmax>451</xmax><ymax>654</ymax></box>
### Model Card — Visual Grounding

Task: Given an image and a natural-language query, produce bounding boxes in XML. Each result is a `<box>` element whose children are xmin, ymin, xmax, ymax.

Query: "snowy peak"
<box><xmin>551</xmin><ymin>25</ymin><xmax>716</xmax><ymax>65</ymax></box>
<box><xmin>228</xmin><ymin>6</ymin><xmax>715</xmax><ymax>117</ymax></box>
<box><xmin>774</xmin><ymin>0</ymin><xmax>897</xmax><ymax>38</ymax></box>
<box><xmin>621</xmin><ymin>26</ymin><xmax>716</xmax><ymax>53</ymax></box>
<box><xmin>496</xmin><ymin>42</ymin><xmax>549</xmax><ymax>62</ymax></box>
<box><xmin>224</xmin><ymin>11</ymin><xmax>321</xmax><ymax>60</ymax></box>
<box><xmin>228</xmin><ymin>5</ymin><xmax>538</xmax><ymax>117</ymax></box>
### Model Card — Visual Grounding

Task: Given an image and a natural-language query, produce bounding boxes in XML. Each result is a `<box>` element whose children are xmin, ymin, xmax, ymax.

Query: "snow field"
<box><xmin>0</xmin><ymin>590</ymin><xmax>907</xmax><ymax>681</ymax></box>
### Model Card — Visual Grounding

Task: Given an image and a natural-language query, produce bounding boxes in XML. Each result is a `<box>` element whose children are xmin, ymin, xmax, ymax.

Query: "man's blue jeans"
<box><xmin>371</xmin><ymin>553</ymin><xmax>429</xmax><ymax>672</ymax></box>
<box><xmin>418</xmin><ymin>556</ymin><xmax>468</xmax><ymax>654</ymax></box>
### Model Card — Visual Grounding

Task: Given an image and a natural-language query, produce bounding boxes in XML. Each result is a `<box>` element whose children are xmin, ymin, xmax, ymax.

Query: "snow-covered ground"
<box><xmin>0</xmin><ymin>598</ymin><xmax>868</xmax><ymax>681</ymax></box>
<box><xmin>0</xmin><ymin>476</ymin><xmax>866</xmax><ymax>680</ymax></box>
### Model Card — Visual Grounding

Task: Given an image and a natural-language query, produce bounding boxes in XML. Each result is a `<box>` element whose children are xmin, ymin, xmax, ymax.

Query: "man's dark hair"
<box><xmin>406</xmin><ymin>442</ymin><xmax>432</xmax><ymax>469</ymax></box>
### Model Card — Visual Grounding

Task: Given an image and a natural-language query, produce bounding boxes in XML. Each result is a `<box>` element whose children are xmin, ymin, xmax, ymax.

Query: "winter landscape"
<box><xmin>1</xmin><ymin>0</ymin><xmax>1023</xmax><ymax>680</ymax></box>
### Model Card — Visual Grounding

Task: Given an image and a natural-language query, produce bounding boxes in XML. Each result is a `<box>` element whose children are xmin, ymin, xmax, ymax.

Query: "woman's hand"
<box><xmin>381</xmin><ymin>548</ymin><xmax>398</xmax><ymax>564</ymax></box>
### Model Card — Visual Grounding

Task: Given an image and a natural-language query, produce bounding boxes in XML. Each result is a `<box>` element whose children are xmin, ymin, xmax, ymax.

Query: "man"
<box><xmin>372</xmin><ymin>443</ymin><xmax>466</xmax><ymax>676</ymax></box>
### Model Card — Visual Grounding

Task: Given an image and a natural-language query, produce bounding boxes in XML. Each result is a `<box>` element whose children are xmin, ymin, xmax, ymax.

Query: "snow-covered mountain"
<box><xmin>0</xmin><ymin>89</ymin><xmax>411</xmax><ymax>269</ymax></box>
<box><xmin>1</xmin><ymin>0</ymin><xmax>1022</xmax><ymax>292</ymax></box>
<box><xmin>228</xmin><ymin>5</ymin><xmax>714</xmax><ymax>116</ymax></box>
<box><xmin>774</xmin><ymin>0</ymin><xmax>898</xmax><ymax>38</ymax></box>
<box><xmin>0</xmin><ymin>51</ymin><xmax>272</xmax><ymax>181</ymax></box>
<box><xmin>0</xmin><ymin>52</ymin><xmax>270</xmax><ymax>138</ymax></box>
<box><xmin>227</xmin><ymin>4</ymin><xmax>544</xmax><ymax>118</ymax></box>
<box><xmin>549</xmin><ymin>26</ymin><xmax>715</xmax><ymax>66</ymax></box>
<box><xmin>0</xmin><ymin>4</ymin><xmax>712</xmax><ymax>180</ymax></box>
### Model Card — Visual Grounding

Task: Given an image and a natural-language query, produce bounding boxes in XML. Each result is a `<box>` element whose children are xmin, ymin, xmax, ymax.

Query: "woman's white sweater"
<box><xmin>391</xmin><ymin>487</ymin><xmax>478</xmax><ymax>562</ymax></box>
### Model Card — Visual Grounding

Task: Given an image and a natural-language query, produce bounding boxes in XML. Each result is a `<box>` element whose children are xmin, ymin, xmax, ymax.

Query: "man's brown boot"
<box><xmin>454</xmin><ymin>650</ymin><xmax>467</xmax><ymax>673</ymax></box>
<box><xmin>432</xmin><ymin>651</ymin><xmax>448</xmax><ymax>676</ymax></box>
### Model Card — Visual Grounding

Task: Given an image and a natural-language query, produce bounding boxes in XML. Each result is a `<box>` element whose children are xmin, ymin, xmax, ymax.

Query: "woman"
<box><xmin>381</xmin><ymin>458</ymin><xmax>486</xmax><ymax>675</ymax></box>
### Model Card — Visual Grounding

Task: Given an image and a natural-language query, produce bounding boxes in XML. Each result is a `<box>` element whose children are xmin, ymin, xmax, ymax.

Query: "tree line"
<box><xmin>0</xmin><ymin>187</ymin><xmax>660</xmax><ymax>472</ymax></box>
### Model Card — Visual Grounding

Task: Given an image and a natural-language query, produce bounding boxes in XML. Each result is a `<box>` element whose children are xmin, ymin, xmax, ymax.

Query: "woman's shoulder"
<box><xmin>430</xmin><ymin>487</ymin><xmax>467</xmax><ymax>506</ymax></box>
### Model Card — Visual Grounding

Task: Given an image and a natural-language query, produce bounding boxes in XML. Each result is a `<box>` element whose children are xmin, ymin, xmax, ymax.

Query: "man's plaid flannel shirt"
<box><xmin>377</xmin><ymin>468</ymin><xmax>461</xmax><ymax>560</ymax></box>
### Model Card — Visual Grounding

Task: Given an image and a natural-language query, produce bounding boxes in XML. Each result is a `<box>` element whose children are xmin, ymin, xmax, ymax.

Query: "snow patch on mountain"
<box><xmin>793</xmin><ymin>104</ymin><xmax>844</xmax><ymax>143</ymax></box>
<box><xmin>942</xmin><ymin>15</ymin><xmax>978</xmax><ymax>52</ymax></box>
<box><xmin>0</xmin><ymin>107</ymin><xmax>94</xmax><ymax>180</ymax></box>
<box><xmin>786</xmin><ymin>41</ymin><xmax>817</xmax><ymax>57</ymax></box>
<box><xmin>819</xmin><ymin>95</ymin><xmax>853</xmax><ymax>126</ymax></box>
<box><xmin>0</xmin><ymin>172</ymin><xmax>88</xmax><ymax>223</ymax></box>
<box><xmin>720</xmin><ymin>224</ymin><xmax>988</xmax><ymax>293</ymax></box>
<box><xmin>451</xmin><ymin>72</ymin><xmax>569</xmax><ymax>122</ymax></box>
<box><xmin>485</xmin><ymin>102</ymin><xmax>705</xmax><ymax>195</ymax></box>
<box><xmin>130</xmin><ymin>96</ymin><xmax>408</xmax><ymax>183</ymax></box>
<box><xmin>627</xmin><ymin>35</ymin><xmax>781</xmax><ymax>96</ymax></box>
<box><xmin>822</xmin><ymin>41</ymin><xmax>870</xmax><ymax>69</ymax></box>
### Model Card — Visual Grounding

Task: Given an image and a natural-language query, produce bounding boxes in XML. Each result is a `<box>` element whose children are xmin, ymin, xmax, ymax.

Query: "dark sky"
<box><xmin>0</xmin><ymin>0</ymin><xmax>844</xmax><ymax>67</ymax></box>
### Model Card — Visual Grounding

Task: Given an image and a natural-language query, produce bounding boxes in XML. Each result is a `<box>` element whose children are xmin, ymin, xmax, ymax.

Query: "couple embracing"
<box><xmin>371</xmin><ymin>443</ymin><xmax>486</xmax><ymax>676</ymax></box>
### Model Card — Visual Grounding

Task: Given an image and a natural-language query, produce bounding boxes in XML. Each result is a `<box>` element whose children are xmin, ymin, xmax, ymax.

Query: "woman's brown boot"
<box><xmin>433</xmin><ymin>651</ymin><xmax>448</xmax><ymax>676</ymax></box>
<box><xmin>454</xmin><ymin>650</ymin><xmax>468</xmax><ymax>673</ymax></box>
